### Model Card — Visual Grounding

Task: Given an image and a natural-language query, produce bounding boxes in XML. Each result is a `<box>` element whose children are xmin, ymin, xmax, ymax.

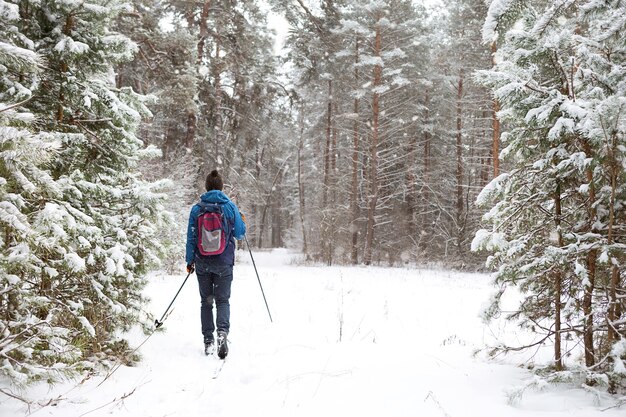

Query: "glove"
<box><xmin>186</xmin><ymin>264</ymin><xmax>195</xmax><ymax>274</ymax></box>
<box><xmin>240</xmin><ymin>212</ymin><xmax>247</xmax><ymax>224</ymax></box>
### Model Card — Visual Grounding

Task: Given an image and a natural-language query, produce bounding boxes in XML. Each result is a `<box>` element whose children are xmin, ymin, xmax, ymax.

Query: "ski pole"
<box><xmin>245</xmin><ymin>235</ymin><xmax>273</xmax><ymax>322</ymax></box>
<box><xmin>155</xmin><ymin>268</ymin><xmax>194</xmax><ymax>329</ymax></box>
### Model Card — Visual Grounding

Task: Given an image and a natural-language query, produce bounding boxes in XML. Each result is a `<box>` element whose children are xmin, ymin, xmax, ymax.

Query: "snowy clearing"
<box><xmin>1</xmin><ymin>249</ymin><xmax>623</xmax><ymax>417</ymax></box>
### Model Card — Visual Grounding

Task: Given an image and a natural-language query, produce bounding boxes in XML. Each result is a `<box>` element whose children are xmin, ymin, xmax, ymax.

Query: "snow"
<box><xmin>392</xmin><ymin>75</ymin><xmax>411</xmax><ymax>87</ymax></box>
<box><xmin>1</xmin><ymin>249</ymin><xmax>623</xmax><ymax>416</ymax></box>
<box><xmin>382</xmin><ymin>48</ymin><xmax>407</xmax><ymax>60</ymax></box>
<box><xmin>359</xmin><ymin>55</ymin><xmax>385</xmax><ymax>67</ymax></box>
<box><xmin>599</xmin><ymin>251</ymin><xmax>609</xmax><ymax>264</ymax></box>
<box><xmin>471</xmin><ymin>229</ymin><xmax>508</xmax><ymax>252</ymax></box>
<box><xmin>611</xmin><ymin>340</ymin><xmax>626</xmax><ymax>375</ymax></box>
<box><xmin>44</xmin><ymin>267</ymin><xmax>59</xmax><ymax>278</ymax></box>
<box><xmin>548</xmin><ymin>117</ymin><xmax>575</xmax><ymax>140</ymax></box>
<box><xmin>371</xmin><ymin>84</ymin><xmax>390</xmax><ymax>94</ymax></box>
<box><xmin>64</xmin><ymin>252</ymin><xmax>86</xmax><ymax>272</ymax></box>
<box><xmin>0</xmin><ymin>1</ymin><xmax>19</xmax><ymax>21</ymax></box>
<box><xmin>78</xmin><ymin>316</ymin><xmax>96</xmax><ymax>337</ymax></box>
<box><xmin>476</xmin><ymin>172</ymin><xmax>509</xmax><ymax>207</ymax></box>
<box><xmin>483</xmin><ymin>0</ymin><xmax>516</xmax><ymax>43</ymax></box>
<box><xmin>54</xmin><ymin>37</ymin><xmax>90</xmax><ymax>54</ymax></box>
<box><xmin>0</xmin><ymin>41</ymin><xmax>40</xmax><ymax>66</ymax></box>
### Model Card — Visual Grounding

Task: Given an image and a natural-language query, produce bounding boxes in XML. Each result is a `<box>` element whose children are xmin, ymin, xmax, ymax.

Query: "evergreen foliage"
<box><xmin>474</xmin><ymin>0</ymin><xmax>626</xmax><ymax>391</ymax></box>
<box><xmin>0</xmin><ymin>0</ymin><xmax>167</xmax><ymax>386</ymax></box>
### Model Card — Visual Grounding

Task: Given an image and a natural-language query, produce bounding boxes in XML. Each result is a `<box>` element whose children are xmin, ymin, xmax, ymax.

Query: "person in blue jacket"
<box><xmin>186</xmin><ymin>170</ymin><xmax>246</xmax><ymax>358</ymax></box>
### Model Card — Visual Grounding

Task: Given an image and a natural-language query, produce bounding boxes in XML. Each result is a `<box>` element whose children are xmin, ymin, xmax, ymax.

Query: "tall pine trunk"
<box><xmin>421</xmin><ymin>89</ymin><xmax>431</xmax><ymax>240</ymax></box>
<box><xmin>185</xmin><ymin>112</ymin><xmax>196</xmax><ymax>149</ymax></box>
<box><xmin>491</xmin><ymin>41</ymin><xmax>500</xmax><ymax>178</ymax></box>
<box><xmin>455</xmin><ymin>69</ymin><xmax>465</xmax><ymax>254</ymax></box>
<box><xmin>187</xmin><ymin>0</ymin><xmax>212</xmax><ymax>152</ymax></box>
<box><xmin>406</xmin><ymin>127</ymin><xmax>417</xmax><ymax>240</ymax></box>
<box><xmin>584</xmin><ymin>250</ymin><xmax>596</xmax><ymax>367</ymax></box>
<box><xmin>554</xmin><ymin>181</ymin><xmax>563</xmax><ymax>371</ymax></box>
<box><xmin>364</xmin><ymin>19</ymin><xmax>382</xmax><ymax>266</ymax></box>
<box><xmin>213</xmin><ymin>36</ymin><xmax>223</xmax><ymax>168</ymax></box>
<box><xmin>582</xmin><ymin>141</ymin><xmax>596</xmax><ymax>367</ymax></box>
<box><xmin>322</xmin><ymin>79</ymin><xmax>333</xmax><ymax>264</ymax></box>
<box><xmin>297</xmin><ymin>113</ymin><xmax>308</xmax><ymax>257</ymax></box>
<box><xmin>607</xmin><ymin>149</ymin><xmax>620</xmax><ymax>346</ymax></box>
<box><xmin>197</xmin><ymin>0</ymin><xmax>212</xmax><ymax>66</ymax></box>
<box><xmin>350</xmin><ymin>36</ymin><xmax>360</xmax><ymax>265</ymax></box>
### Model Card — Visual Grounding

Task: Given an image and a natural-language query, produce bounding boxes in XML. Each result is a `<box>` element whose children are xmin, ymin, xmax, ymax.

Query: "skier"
<box><xmin>186</xmin><ymin>170</ymin><xmax>246</xmax><ymax>358</ymax></box>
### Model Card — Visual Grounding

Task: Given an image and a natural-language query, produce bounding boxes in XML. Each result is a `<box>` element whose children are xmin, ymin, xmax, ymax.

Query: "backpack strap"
<box><xmin>198</xmin><ymin>201</ymin><xmax>221</xmax><ymax>214</ymax></box>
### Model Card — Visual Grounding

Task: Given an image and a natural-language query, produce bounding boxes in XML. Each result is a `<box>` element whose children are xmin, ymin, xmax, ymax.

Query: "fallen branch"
<box><xmin>0</xmin><ymin>387</ymin><xmax>33</xmax><ymax>413</ymax></box>
<box><xmin>78</xmin><ymin>387</ymin><xmax>138</xmax><ymax>417</ymax></box>
<box><xmin>424</xmin><ymin>390</ymin><xmax>452</xmax><ymax>417</ymax></box>
<box><xmin>23</xmin><ymin>371</ymin><xmax>94</xmax><ymax>416</ymax></box>
<box><xmin>601</xmin><ymin>396</ymin><xmax>626</xmax><ymax>412</ymax></box>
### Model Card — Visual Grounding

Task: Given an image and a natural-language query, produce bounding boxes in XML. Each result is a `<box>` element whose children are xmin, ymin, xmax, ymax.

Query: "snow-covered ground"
<box><xmin>1</xmin><ymin>249</ymin><xmax>623</xmax><ymax>416</ymax></box>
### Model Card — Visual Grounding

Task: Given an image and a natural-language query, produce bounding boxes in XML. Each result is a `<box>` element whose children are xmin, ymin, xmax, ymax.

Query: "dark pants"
<box><xmin>196</xmin><ymin>262</ymin><xmax>233</xmax><ymax>342</ymax></box>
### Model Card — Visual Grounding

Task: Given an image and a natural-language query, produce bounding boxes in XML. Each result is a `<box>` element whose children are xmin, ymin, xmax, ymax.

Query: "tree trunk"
<box><xmin>584</xmin><ymin>249</ymin><xmax>596</xmax><ymax>367</ymax></box>
<box><xmin>197</xmin><ymin>0</ymin><xmax>212</xmax><ymax>66</ymax></box>
<box><xmin>603</xmin><ymin>128</ymin><xmax>624</xmax><ymax>391</ymax></box>
<box><xmin>607</xmin><ymin>152</ymin><xmax>620</xmax><ymax>346</ymax></box>
<box><xmin>185</xmin><ymin>112</ymin><xmax>196</xmax><ymax>149</ymax></box>
<box><xmin>491</xmin><ymin>41</ymin><xmax>501</xmax><ymax>178</ymax></box>
<box><xmin>554</xmin><ymin>181</ymin><xmax>563</xmax><ymax>371</ymax></box>
<box><xmin>213</xmin><ymin>36</ymin><xmax>223</xmax><ymax>168</ymax></box>
<box><xmin>364</xmin><ymin>18</ymin><xmax>382</xmax><ymax>266</ymax></box>
<box><xmin>271</xmin><ymin>182</ymin><xmax>283</xmax><ymax>247</ymax></box>
<box><xmin>455</xmin><ymin>69</ymin><xmax>465</xmax><ymax>253</ymax></box>
<box><xmin>322</xmin><ymin>79</ymin><xmax>333</xmax><ymax>264</ymax></box>
<box><xmin>406</xmin><ymin>130</ymin><xmax>417</xmax><ymax>239</ymax></box>
<box><xmin>252</xmin><ymin>145</ymin><xmax>264</xmax><ymax>247</ymax></box>
<box><xmin>582</xmin><ymin>140</ymin><xmax>596</xmax><ymax>367</ymax></box>
<box><xmin>350</xmin><ymin>36</ymin><xmax>360</xmax><ymax>265</ymax></box>
<box><xmin>421</xmin><ymin>89</ymin><xmax>431</xmax><ymax>240</ymax></box>
<box><xmin>258</xmin><ymin>164</ymin><xmax>285</xmax><ymax>250</ymax></box>
<box><xmin>329</xmin><ymin>98</ymin><xmax>338</xmax><ymax>263</ymax></box>
<box><xmin>258</xmin><ymin>200</ymin><xmax>270</xmax><ymax>249</ymax></box>
<box><xmin>297</xmin><ymin>114</ymin><xmax>308</xmax><ymax>256</ymax></box>
<box><xmin>480</xmin><ymin>111</ymin><xmax>490</xmax><ymax>186</ymax></box>
<box><xmin>554</xmin><ymin>267</ymin><xmax>563</xmax><ymax>371</ymax></box>
<box><xmin>185</xmin><ymin>1</ymin><xmax>210</xmax><ymax>153</ymax></box>
<box><xmin>324</xmin><ymin>80</ymin><xmax>332</xmax><ymax>196</ymax></box>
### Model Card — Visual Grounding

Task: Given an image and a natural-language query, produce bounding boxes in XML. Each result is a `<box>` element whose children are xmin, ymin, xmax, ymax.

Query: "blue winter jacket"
<box><xmin>186</xmin><ymin>190</ymin><xmax>246</xmax><ymax>266</ymax></box>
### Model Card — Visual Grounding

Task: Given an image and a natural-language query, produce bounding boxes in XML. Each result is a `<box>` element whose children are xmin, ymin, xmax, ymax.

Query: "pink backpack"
<box><xmin>197</xmin><ymin>203</ymin><xmax>230</xmax><ymax>256</ymax></box>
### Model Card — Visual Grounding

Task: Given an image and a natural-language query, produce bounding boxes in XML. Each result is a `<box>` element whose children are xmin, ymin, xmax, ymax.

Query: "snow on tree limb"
<box><xmin>482</xmin><ymin>0</ymin><xmax>518</xmax><ymax>44</ymax></box>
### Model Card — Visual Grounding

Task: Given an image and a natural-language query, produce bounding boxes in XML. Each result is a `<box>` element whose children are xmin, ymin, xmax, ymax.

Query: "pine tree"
<box><xmin>0</xmin><ymin>1</ymin><xmax>75</xmax><ymax>384</ymax></box>
<box><xmin>474</xmin><ymin>0</ymin><xmax>625</xmax><ymax>389</ymax></box>
<box><xmin>270</xmin><ymin>0</ymin><xmax>346</xmax><ymax>262</ymax></box>
<box><xmin>0</xmin><ymin>0</ymin><xmax>167</xmax><ymax>386</ymax></box>
<box><xmin>285</xmin><ymin>0</ymin><xmax>431</xmax><ymax>265</ymax></box>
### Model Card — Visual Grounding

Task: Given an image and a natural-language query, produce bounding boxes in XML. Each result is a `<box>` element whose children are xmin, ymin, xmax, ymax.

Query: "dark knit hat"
<box><xmin>205</xmin><ymin>170</ymin><xmax>224</xmax><ymax>191</ymax></box>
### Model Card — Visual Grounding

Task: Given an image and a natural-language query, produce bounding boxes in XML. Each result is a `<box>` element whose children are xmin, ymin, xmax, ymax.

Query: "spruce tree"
<box><xmin>474</xmin><ymin>0</ymin><xmax>625</xmax><ymax>389</ymax></box>
<box><xmin>1</xmin><ymin>0</ymin><xmax>167</xmax><ymax>386</ymax></box>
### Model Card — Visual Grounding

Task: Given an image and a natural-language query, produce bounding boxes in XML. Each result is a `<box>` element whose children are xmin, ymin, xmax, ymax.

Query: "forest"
<box><xmin>1</xmin><ymin>0</ymin><xmax>625</xmax><ymax>398</ymax></box>
<box><xmin>120</xmin><ymin>0</ymin><xmax>499</xmax><ymax>269</ymax></box>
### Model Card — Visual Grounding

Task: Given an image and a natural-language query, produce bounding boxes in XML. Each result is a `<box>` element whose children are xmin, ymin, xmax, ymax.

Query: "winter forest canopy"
<box><xmin>1</xmin><ymin>0</ymin><xmax>625</xmax><ymax>397</ymax></box>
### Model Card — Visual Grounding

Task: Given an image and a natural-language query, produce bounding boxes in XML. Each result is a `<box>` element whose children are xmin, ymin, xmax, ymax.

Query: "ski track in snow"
<box><xmin>1</xmin><ymin>249</ymin><xmax>623</xmax><ymax>417</ymax></box>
